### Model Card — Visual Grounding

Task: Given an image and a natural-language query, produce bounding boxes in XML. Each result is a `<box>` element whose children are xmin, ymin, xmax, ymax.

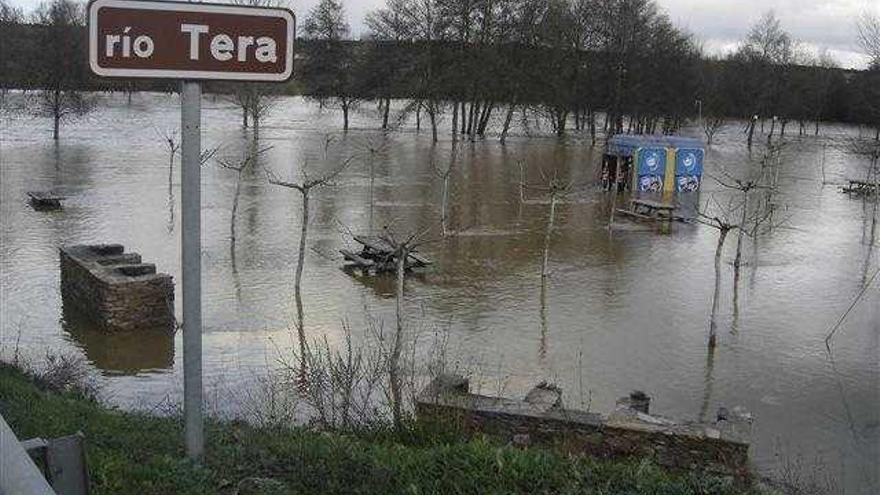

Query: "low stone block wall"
<box><xmin>60</xmin><ymin>244</ymin><xmax>174</xmax><ymax>332</ymax></box>
<box><xmin>415</xmin><ymin>375</ymin><xmax>752</xmax><ymax>477</ymax></box>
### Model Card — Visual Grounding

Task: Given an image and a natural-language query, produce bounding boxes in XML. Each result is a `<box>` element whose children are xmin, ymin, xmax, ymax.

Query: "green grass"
<box><xmin>0</xmin><ymin>363</ymin><xmax>771</xmax><ymax>495</ymax></box>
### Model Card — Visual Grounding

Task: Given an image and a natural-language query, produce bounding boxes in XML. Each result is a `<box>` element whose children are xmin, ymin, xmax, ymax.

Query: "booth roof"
<box><xmin>606</xmin><ymin>134</ymin><xmax>704</xmax><ymax>157</ymax></box>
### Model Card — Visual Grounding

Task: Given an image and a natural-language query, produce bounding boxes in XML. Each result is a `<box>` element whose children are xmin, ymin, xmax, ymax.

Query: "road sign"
<box><xmin>87</xmin><ymin>0</ymin><xmax>295</xmax><ymax>461</ymax></box>
<box><xmin>88</xmin><ymin>0</ymin><xmax>295</xmax><ymax>81</ymax></box>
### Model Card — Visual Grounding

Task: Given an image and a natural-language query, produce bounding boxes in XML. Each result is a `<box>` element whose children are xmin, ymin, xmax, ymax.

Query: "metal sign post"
<box><xmin>87</xmin><ymin>0</ymin><xmax>294</xmax><ymax>459</ymax></box>
<box><xmin>180</xmin><ymin>80</ymin><xmax>203</xmax><ymax>458</ymax></box>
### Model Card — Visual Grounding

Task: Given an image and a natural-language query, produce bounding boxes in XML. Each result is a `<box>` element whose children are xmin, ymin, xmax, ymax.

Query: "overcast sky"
<box><xmin>10</xmin><ymin>0</ymin><xmax>878</xmax><ymax>69</ymax></box>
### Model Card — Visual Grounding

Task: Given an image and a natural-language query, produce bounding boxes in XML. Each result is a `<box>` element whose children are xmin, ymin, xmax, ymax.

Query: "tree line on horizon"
<box><xmin>1</xmin><ymin>0</ymin><xmax>878</xmax><ymax>142</ymax></box>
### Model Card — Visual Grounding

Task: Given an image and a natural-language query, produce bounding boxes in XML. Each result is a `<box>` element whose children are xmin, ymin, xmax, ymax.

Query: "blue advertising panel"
<box><xmin>636</xmin><ymin>147</ymin><xmax>666</xmax><ymax>192</ymax></box>
<box><xmin>675</xmin><ymin>148</ymin><xmax>704</xmax><ymax>192</ymax></box>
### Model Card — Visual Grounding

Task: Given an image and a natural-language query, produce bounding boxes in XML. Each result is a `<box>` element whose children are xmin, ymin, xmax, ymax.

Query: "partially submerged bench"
<box><xmin>27</xmin><ymin>191</ymin><xmax>65</xmax><ymax>211</ymax></box>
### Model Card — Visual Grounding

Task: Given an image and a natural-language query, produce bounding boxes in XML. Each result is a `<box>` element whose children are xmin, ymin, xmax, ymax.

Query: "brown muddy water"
<box><xmin>1</xmin><ymin>93</ymin><xmax>877</xmax><ymax>493</ymax></box>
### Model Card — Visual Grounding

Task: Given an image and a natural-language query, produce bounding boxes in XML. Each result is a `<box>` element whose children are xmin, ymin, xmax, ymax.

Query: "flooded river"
<box><xmin>1</xmin><ymin>93</ymin><xmax>877</xmax><ymax>493</ymax></box>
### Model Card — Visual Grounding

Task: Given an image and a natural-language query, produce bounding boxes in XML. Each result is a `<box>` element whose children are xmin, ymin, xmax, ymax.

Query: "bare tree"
<box><xmin>703</xmin><ymin>116</ymin><xmax>725</xmax><ymax>145</ymax></box>
<box><xmin>857</xmin><ymin>11</ymin><xmax>880</xmax><ymax>68</ymax></box>
<box><xmin>229</xmin><ymin>0</ymin><xmax>285</xmax><ymax>131</ymax></box>
<box><xmin>301</xmin><ymin>0</ymin><xmax>363</xmax><ymax>131</ymax></box>
<box><xmin>363</xmin><ymin>138</ymin><xmax>388</xmax><ymax>234</ymax></box>
<box><xmin>267</xmin><ymin>137</ymin><xmax>359</xmax><ymax>296</ymax></box>
<box><xmin>0</xmin><ymin>0</ymin><xmax>21</xmax><ymax>22</ymax></box>
<box><xmin>32</xmin><ymin>0</ymin><xmax>93</xmax><ymax>140</ymax></box>
<box><xmin>217</xmin><ymin>145</ymin><xmax>271</xmax><ymax>244</ymax></box>
<box><xmin>303</xmin><ymin>0</ymin><xmax>349</xmax><ymax>40</ymax></box>
<box><xmin>375</xmin><ymin>226</ymin><xmax>431</xmax><ymax>431</ymax></box>
<box><xmin>231</xmin><ymin>83</ymin><xmax>277</xmax><ymax>132</ymax></box>
<box><xmin>431</xmin><ymin>143</ymin><xmax>457</xmax><ymax>236</ymax></box>
<box><xmin>267</xmin><ymin>138</ymin><xmax>357</xmax><ymax>388</ymax></box>
<box><xmin>711</xmin><ymin>175</ymin><xmax>759</xmax><ymax>272</ymax></box>
<box><xmin>157</xmin><ymin>128</ymin><xmax>180</xmax><ymax>190</ymax></box>
<box><xmin>711</xmin><ymin>144</ymin><xmax>782</xmax><ymax>273</ymax></box>
<box><xmin>522</xmin><ymin>168</ymin><xmax>576</xmax><ymax>280</ymax></box>
<box><xmin>697</xmin><ymin>199</ymin><xmax>740</xmax><ymax>349</ymax></box>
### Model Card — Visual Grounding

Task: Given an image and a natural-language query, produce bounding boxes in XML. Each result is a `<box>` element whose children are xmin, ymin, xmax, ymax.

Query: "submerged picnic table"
<box><xmin>842</xmin><ymin>179</ymin><xmax>879</xmax><ymax>196</ymax></box>
<box><xmin>618</xmin><ymin>199</ymin><xmax>675</xmax><ymax>220</ymax></box>
<box><xmin>340</xmin><ymin>235</ymin><xmax>431</xmax><ymax>273</ymax></box>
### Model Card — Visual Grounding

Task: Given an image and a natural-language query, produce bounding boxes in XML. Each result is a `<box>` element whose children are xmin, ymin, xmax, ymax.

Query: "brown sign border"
<box><xmin>87</xmin><ymin>0</ymin><xmax>295</xmax><ymax>81</ymax></box>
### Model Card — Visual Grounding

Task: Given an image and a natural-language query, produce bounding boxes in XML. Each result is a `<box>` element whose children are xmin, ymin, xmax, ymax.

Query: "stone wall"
<box><xmin>415</xmin><ymin>375</ymin><xmax>752</xmax><ymax>477</ymax></box>
<box><xmin>60</xmin><ymin>244</ymin><xmax>174</xmax><ymax>332</ymax></box>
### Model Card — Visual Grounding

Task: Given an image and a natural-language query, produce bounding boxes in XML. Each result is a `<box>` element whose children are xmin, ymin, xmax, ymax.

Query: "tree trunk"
<box><xmin>231</xmin><ymin>170</ymin><xmax>242</xmax><ymax>243</ymax></box>
<box><xmin>295</xmin><ymin>190</ymin><xmax>310</xmax><ymax>295</ymax></box>
<box><xmin>734</xmin><ymin>190</ymin><xmax>748</xmax><ymax>269</ymax></box>
<box><xmin>709</xmin><ymin>228</ymin><xmax>730</xmax><ymax>348</ymax></box>
<box><xmin>555</xmin><ymin>110</ymin><xmax>567</xmax><ymax>137</ymax></box>
<box><xmin>460</xmin><ymin>101</ymin><xmax>466</xmax><ymax>135</ymax></box>
<box><xmin>293</xmin><ymin>189</ymin><xmax>310</xmax><ymax>387</ymax></box>
<box><xmin>500</xmin><ymin>104</ymin><xmax>515</xmax><ymax>144</ymax></box>
<box><xmin>415</xmin><ymin>104</ymin><xmax>421</xmax><ymax>131</ymax></box>
<box><xmin>589</xmin><ymin>109</ymin><xmax>596</xmax><ymax>146</ymax></box>
<box><xmin>746</xmin><ymin>120</ymin><xmax>756</xmax><ymax>147</ymax></box>
<box><xmin>168</xmin><ymin>152</ymin><xmax>175</xmax><ymax>191</ymax></box>
<box><xmin>541</xmin><ymin>192</ymin><xmax>558</xmax><ymax>279</ymax></box>
<box><xmin>382</xmin><ymin>98</ymin><xmax>390</xmax><ymax>130</ymax></box>
<box><xmin>608</xmin><ymin>156</ymin><xmax>620</xmax><ymax>227</ymax></box>
<box><xmin>441</xmin><ymin>174</ymin><xmax>449</xmax><ymax>236</ymax></box>
<box><xmin>389</xmin><ymin>247</ymin><xmax>407</xmax><ymax>432</ymax></box>
<box><xmin>342</xmin><ymin>104</ymin><xmax>349</xmax><ymax>131</ymax></box>
<box><xmin>466</xmin><ymin>100</ymin><xmax>476</xmax><ymax>138</ymax></box>
<box><xmin>242</xmin><ymin>107</ymin><xmax>249</xmax><ymax>128</ymax></box>
<box><xmin>477</xmin><ymin>102</ymin><xmax>493</xmax><ymax>136</ymax></box>
<box><xmin>429</xmin><ymin>108</ymin><xmax>437</xmax><ymax>143</ymax></box>
<box><xmin>451</xmin><ymin>101</ymin><xmax>458</xmax><ymax>142</ymax></box>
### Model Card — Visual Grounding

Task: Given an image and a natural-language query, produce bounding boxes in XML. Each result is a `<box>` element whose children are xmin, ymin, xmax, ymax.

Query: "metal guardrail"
<box><xmin>0</xmin><ymin>414</ymin><xmax>57</xmax><ymax>495</ymax></box>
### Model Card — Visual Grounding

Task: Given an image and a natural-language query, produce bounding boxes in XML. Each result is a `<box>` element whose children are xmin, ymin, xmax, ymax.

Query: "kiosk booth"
<box><xmin>603</xmin><ymin>134</ymin><xmax>705</xmax><ymax>199</ymax></box>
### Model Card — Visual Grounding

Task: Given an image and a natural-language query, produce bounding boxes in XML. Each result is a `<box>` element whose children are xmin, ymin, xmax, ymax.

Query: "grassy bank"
<box><xmin>0</xmin><ymin>363</ymin><xmax>771</xmax><ymax>495</ymax></box>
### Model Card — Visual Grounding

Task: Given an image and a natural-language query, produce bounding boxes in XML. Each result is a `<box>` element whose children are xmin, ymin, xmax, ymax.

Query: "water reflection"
<box><xmin>62</xmin><ymin>309</ymin><xmax>173</xmax><ymax>375</ymax></box>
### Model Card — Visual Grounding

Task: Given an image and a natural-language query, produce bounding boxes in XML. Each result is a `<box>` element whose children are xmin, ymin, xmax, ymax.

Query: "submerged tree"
<box><xmin>697</xmin><ymin>199</ymin><xmax>740</xmax><ymax>349</ymax></box>
<box><xmin>267</xmin><ymin>137</ymin><xmax>358</xmax><ymax>386</ymax></box>
<box><xmin>431</xmin><ymin>143</ymin><xmax>457</xmax><ymax>236</ymax></box>
<box><xmin>32</xmin><ymin>0</ymin><xmax>93</xmax><ymax>140</ymax></box>
<box><xmin>522</xmin><ymin>168</ymin><xmax>576</xmax><ymax>280</ymax></box>
<box><xmin>301</xmin><ymin>0</ymin><xmax>363</xmax><ymax>131</ymax></box>
<box><xmin>267</xmin><ymin>137</ymin><xmax>358</xmax><ymax>296</ymax></box>
<box><xmin>218</xmin><ymin>145</ymin><xmax>271</xmax><ymax>245</ymax></box>
<box><xmin>375</xmin><ymin>226</ymin><xmax>431</xmax><ymax>431</ymax></box>
<box><xmin>231</xmin><ymin>83</ymin><xmax>277</xmax><ymax>132</ymax></box>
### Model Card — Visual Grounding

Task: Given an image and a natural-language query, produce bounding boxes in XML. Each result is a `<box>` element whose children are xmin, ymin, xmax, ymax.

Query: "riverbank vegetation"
<box><xmin>0</xmin><ymin>360</ymin><xmax>779</xmax><ymax>495</ymax></box>
<box><xmin>1</xmin><ymin>0</ymin><xmax>878</xmax><ymax>141</ymax></box>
